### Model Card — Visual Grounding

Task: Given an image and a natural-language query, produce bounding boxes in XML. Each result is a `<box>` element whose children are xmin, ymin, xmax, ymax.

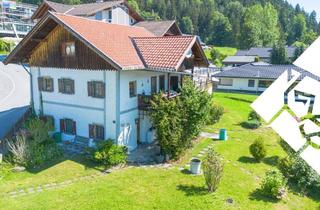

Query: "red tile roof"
<box><xmin>5</xmin><ymin>12</ymin><xmax>207</xmax><ymax>71</ymax></box>
<box><xmin>132</xmin><ymin>36</ymin><xmax>196</xmax><ymax>70</ymax></box>
<box><xmin>53</xmin><ymin>13</ymin><xmax>155</xmax><ymax>69</ymax></box>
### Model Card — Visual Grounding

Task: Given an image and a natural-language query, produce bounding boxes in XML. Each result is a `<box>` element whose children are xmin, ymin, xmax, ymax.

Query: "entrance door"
<box><xmin>170</xmin><ymin>76</ymin><xmax>179</xmax><ymax>92</ymax></box>
<box><xmin>151</xmin><ymin>76</ymin><xmax>157</xmax><ymax>94</ymax></box>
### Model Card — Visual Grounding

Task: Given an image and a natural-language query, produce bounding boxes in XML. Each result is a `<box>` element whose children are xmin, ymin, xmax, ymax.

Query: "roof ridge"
<box><xmin>50</xmin><ymin>12</ymin><xmax>149</xmax><ymax>32</ymax></box>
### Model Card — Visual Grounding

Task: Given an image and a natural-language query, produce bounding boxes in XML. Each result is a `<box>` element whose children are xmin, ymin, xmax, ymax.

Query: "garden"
<box><xmin>1</xmin><ymin>92</ymin><xmax>320</xmax><ymax>209</ymax></box>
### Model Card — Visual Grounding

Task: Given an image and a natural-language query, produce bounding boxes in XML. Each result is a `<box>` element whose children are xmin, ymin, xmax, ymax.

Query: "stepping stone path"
<box><xmin>5</xmin><ymin>163</ymin><xmax>174</xmax><ymax>198</ymax></box>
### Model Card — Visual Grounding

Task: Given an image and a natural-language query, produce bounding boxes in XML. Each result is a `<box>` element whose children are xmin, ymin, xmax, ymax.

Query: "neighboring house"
<box><xmin>4</xmin><ymin>12</ymin><xmax>208</xmax><ymax>151</ymax></box>
<box><xmin>31</xmin><ymin>0</ymin><xmax>143</xmax><ymax>25</ymax></box>
<box><xmin>222</xmin><ymin>55</ymin><xmax>256</xmax><ymax>67</ymax></box>
<box><xmin>134</xmin><ymin>20</ymin><xmax>182</xmax><ymax>36</ymax></box>
<box><xmin>235</xmin><ymin>47</ymin><xmax>297</xmax><ymax>62</ymax></box>
<box><xmin>214</xmin><ymin>63</ymin><xmax>319</xmax><ymax>93</ymax></box>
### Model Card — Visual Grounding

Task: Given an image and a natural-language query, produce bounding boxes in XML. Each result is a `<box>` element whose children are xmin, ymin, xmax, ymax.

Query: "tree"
<box><xmin>308</xmin><ymin>11</ymin><xmax>318</xmax><ymax>32</ymax></box>
<box><xmin>292</xmin><ymin>41</ymin><xmax>307</xmax><ymax>60</ymax></box>
<box><xmin>289</xmin><ymin>14</ymin><xmax>307</xmax><ymax>44</ymax></box>
<box><xmin>241</xmin><ymin>4</ymin><xmax>264</xmax><ymax>48</ymax></box>
<box><xmin>225</xmin><ymin>1</ymin><xmax>245</xmax><ymax>47</ymax></box>
<box><xmin>180</xmin><ymin>16</ymin><xmax>194</xmax><ymax>34</ymax></box>
<box><xmin>208</xmin><ymin>11</ymin><xmax>232</xmax><ymax>46</ymax></box>
<box><xmin>261</xmin><ymin>3</ymin><xmax>280</xmax><ymax>46</ymax></box>
<box><xmin>270</xmin><ymin>40</ymin><xmax>289</xmax><ymax>64</ymax></box>
<box><xmin>150</xmin><ymin>78</ymin><xmax>212</xmax><ymax>159</ymax></box>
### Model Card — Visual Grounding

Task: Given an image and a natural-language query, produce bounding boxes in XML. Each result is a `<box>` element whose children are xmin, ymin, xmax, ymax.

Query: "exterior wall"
<box><xmin>111</xmin><ymin>6</ymin><xmax>129</xmax><ymax>25</ymax></box>
<box><xmin>118</xmin><ymin>70</ymin><xmax>181</xmax><ymax>150</ymax></box>
<box><xmin>31</xmin><ymin>66</ymin><xmax>182</xmax><ymax>151</ymax></box>
<box><xmin>31</xmin><ymin>67</ymin><xmax>117</xmax><ymax>141</ymax></box>
<box><xmin>217</xmin><ymin>78</ymin><xmax>272</xmax><ymax>92</ymax></box>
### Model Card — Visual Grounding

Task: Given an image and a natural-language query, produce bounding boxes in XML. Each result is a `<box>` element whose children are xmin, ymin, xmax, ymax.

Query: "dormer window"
<box><xmin>61</xmin><ymin>42</ymin><xmax>75</xmax><ymax>56</ymax></box>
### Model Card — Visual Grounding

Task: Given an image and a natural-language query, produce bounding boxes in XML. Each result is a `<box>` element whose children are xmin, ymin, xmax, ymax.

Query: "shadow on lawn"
<box><xmin>263</xmin><ymin>156</ymin><xmax>279</xmax><ymax>166</ymax></box>
<box><xmin>27</xmin><ymin>154</ymin><xmax>103</xmax><ymax>174</ymax></box>
<box><xmin>238</xmin><ymin>156</ymin><xmax>257</xmax><ymax>164</ymax></box>
<box><xmin>177</xmin><ymin>184</ymin><xmax>208</xmax><ymax>196</ymax></box>
<box><xmin>249</xmin><ymin>189</ymin><xmax>278</xmax><ymax>203</ymax></box>
<box><xmin>225</xmin><ymin>96</ymin><xmax>254</xmax><ymax>104</ymax></box>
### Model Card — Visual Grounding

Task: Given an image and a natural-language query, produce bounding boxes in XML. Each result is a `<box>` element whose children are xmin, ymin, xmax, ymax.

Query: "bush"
<box><xmin>207</xmin><ymin>103</ymin><xmax>224</xmax><ymax>124</ymax></box>
<box><xmin>7</xmin><ymin>117</ymin><xmax>62</xmax><ymax>168</ymax></box>
<box><xmin>241</xmin><ymin>120</ymin><xmax>261</xmax><ymax>129</ymax></box>
<box><xmin>278</xmin><ymin>140</ymin><xmax>320</xmax><ymax>193</ymax></box>
<box><xmin>248</xmin><ymin>110</ymin><xmax>261</xmax><ymax>122</ymax></box>
<box><xmin>93</xmin><ymin>140</ymin><xmax>127</xmax><ymax>168</ymax></box>
<box><xmin>260</xmin><ymin>169</ymin><xmax>286</xmax><ymax>200</ymax></box>
<box><xmin>202</xmin><ymin>148</ymin><xmax>224</xmax><ymax>192</ymax></box>
<box><xmin>7</xmin><ymin>134</ymin><xmax>28</xmax><ymax>166</ymax></box>
<box><xmin>250</xmin><ymin>137</ymin><xmax>267</xmax><ymax>162</ymax></box>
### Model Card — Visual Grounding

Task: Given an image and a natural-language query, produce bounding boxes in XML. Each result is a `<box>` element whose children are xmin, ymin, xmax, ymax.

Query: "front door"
<box><xmin>151</xmin><ymin>76</ymin><xmax>157</xmax><ymax>94</ymax></box>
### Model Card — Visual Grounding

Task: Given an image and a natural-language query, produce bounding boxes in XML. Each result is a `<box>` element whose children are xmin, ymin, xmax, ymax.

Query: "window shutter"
<box><xmin>89</xmin><ymin>124</ymin><xmax>94</xmax><ymax>138</ymax></box>
<box><xmin>58</xmin><ymin>79</ymin><xmax>64</xmax><ymax>93</ymax></box>
<box><xmin>100</xmin><ymin>82</ymin><xmax>105</xmax><ymax>98</ymax></box>
<box><xmin>60</xmin><ymin>119</ymin><xmax>65</xmax><ymax>132</ymax></box>
<box><xmin>38</xmin><ymin>77</ymin><xmax>43</xmax><ymax>91</ymax></box>
<box><xmin>71</xmin><ymin>79</ymin><xmax>75</xmax><ymax>94</ymax></box>
<box><xmin>100</xmin><ymin>126</ymin><xmax>105</xmax><ymax>140</ymax></box>
<box><xmin>72</xmin><ymin>121</ymin><xmax>77</xmax><ymax>135</ymax></box>
<box><xmin>88</xmin><ymin>81</ymin><xmax>93</xmax><ymax>97</ymax></box>
<box><xmin>49</xmin><ymin>78</ymin><xmax>54</xmax><ymax>92</ymax></box>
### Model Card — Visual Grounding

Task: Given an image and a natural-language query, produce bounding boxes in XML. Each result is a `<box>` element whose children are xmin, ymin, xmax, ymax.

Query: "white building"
<box><xmin>214</xmin><ymin>63</ymin><xmax>319</xmax><ymax>93</ymax></box>
<box><xmin>4</xmin><ymin>12</ymin><xmax>208</xmax><ymax>151</ymax></box>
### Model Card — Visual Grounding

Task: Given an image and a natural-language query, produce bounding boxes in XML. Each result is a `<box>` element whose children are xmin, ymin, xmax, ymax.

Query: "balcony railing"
<box><xmin>138</xmin><ymin>92</ymin><xmax>180</xmax><ymax>111</ymax></box>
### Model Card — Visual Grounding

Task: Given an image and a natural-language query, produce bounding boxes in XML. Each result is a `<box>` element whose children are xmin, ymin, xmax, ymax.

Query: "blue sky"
<box><xmin>287</xmin><ymin>0</ymin><xmax>320</xmax><ymax>19</ymax></box>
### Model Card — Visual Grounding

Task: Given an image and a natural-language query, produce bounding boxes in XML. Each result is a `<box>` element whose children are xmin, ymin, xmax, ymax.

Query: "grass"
<box><xmin>1</xmin><ymin>92</ymin><xmax>320</xmax><ymax>209</ymax></box>
<box><xmin>204</xmin><ymin>47</ymin><xmax>237</xmax><ymax>67</ymax></box>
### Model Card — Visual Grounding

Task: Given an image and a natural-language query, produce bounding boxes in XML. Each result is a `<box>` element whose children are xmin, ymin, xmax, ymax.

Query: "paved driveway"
<box><xmin>0</xmin><ymin>62</ymin><xmax>30</xmax><ymax>139</ymax></box>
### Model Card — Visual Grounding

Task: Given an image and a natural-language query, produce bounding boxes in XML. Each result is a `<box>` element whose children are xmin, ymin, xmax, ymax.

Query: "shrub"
<box><xmin>250</xmin><ymin>137</ymin><xmax>267</xmax><ymax>162</ymax></box>
<box><xmin>7</xmin><ymin>134</ymin><xmax>28</xmax><ymax>166</ymax></box>
<box><xmin>207</xmin><ymin>103</ymin><xmax>224</xmax><ymax>124</ymax></box>
<box><xmin>7</xmin><ymin>117</ymin><xmax>62</xmax><ymax>168</ymax></box>
<box><xmin>202</xmin><ymin>148</ymin><xmax>224</xmax><ymax>192</ymax></box>
<box><xmin>248</xmin><ymin>110</ymin><xmax>261</xmax><ymax>122</ymax></box>
<box><xmin>278</xmin><ymin>139</ymin><xmax>320</xmax><ymax>193</ymax></box>
<box><xmin>260</xmin><ymin>169</ymin><xmax>286</xmax><ymax>200</ymax></box>
<box><xmin>93</xmin><ymin>140</ymin><xmax>127</xmax><ymax>168</ymax></box>
<box><xmin>241</xmin><ymin>120</ymin><xmax>261</xmax><ymax>129</ymax></box>
<box><xmin>150</xmin><ymin>78</ymin><xmax>212</xmax><ymax>159</ymax></box>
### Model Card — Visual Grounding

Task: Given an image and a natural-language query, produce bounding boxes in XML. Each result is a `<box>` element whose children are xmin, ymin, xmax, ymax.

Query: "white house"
<box><xmin>4</xmin><ymin>12</ymin><xmax>208</xmax><ymax>151</ymax></box>
<box><xmin>214</xmin><ymin>63</ymin><xmax>320</xmax><ymax>93</ymax></box>
<box><xmin>31</xmin><ymin>0</ymin><xmax>143</xmax><ymax>25</ymax></box>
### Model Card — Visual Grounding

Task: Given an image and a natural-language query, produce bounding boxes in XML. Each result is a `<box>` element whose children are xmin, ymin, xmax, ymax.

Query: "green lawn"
<box><xmin>1</xmin><ymin>92</ymin><xmax>319</xmax><ymax>209</ymax></box>
<box><xmin>204</xmin><ymin>47</ymin><xmax>237</xmax><ymax>67</ymax></box>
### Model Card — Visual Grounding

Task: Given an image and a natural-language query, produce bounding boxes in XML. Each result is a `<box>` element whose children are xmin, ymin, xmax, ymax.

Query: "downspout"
<box><xmin>20</xmin><ymin>62</ymin><xmax>34</xmax><ymax>112</ymax></box>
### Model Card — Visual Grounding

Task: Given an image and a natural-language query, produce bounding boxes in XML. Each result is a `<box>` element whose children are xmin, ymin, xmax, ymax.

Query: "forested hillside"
<box><xmin>21</xmin><ymin>0</ymin><xmax>319</xmax><ymax>49</ymax></box>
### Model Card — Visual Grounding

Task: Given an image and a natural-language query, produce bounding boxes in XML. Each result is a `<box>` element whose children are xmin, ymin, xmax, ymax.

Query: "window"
<box><xmin>219</xmin><ymin>78</ymin><xmax>233</xmax><ymax>86</ymax></box>
<box><xmin>159</xmin><ymin>75</ymin><xmax>165</xmax><ymax>92</ymax></box>
<box><xmin>60</xmin><ymin>118</ymin><xmax>76</xmax><ymax>135</ymax></box>
<box><xmin>88</xmin><ymin>81</ymin><xmax>105</xmax><ymax>98</ymax></box>
<box><xmin>248</xmin><ymin>80</ymin><xmax>255</xmax><ymax>87</ymax></box>
<box><xmin>38</xmin><ymin>77</ymin><xmax>54</xmax><ymax>92</ymax></box>
<box><xmin>151</xmin><ymin>76</ymin><xmax>157</xmax><ymax>94</ymax></box>
<box><xmin>108</xmin><ymin>10</ymin><xmax>112</xmax><ymax>23</ymax></box>
<box><xmin>58</xmin><ymin>78</ymin><xmax>75</xmax><ymax>94</ymax></box>
<box><xmin>258</xmin><ymin>80</ymin><xmax>273</xmax><ymax>88</ymax></box>
<box><xmin>89</xmin><ymin>124</ymin><xmax>105</xmax><ymax>140</ymax></box>
<box><xmin>61</xmin><ymin>42</ymin><xmax>75</xmax><ymax>56</ymax></box>
<box><xmin>129</xmin><ymin>81</ymin><xmax>137</xmax><ymax>98</ymax></box>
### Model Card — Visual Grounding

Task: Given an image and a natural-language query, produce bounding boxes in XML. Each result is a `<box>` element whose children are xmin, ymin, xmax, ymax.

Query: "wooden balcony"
<box><xmin>138</xmin><ymin>92</ymin><xmax>180</xmax><ymax>111</ymax></box>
